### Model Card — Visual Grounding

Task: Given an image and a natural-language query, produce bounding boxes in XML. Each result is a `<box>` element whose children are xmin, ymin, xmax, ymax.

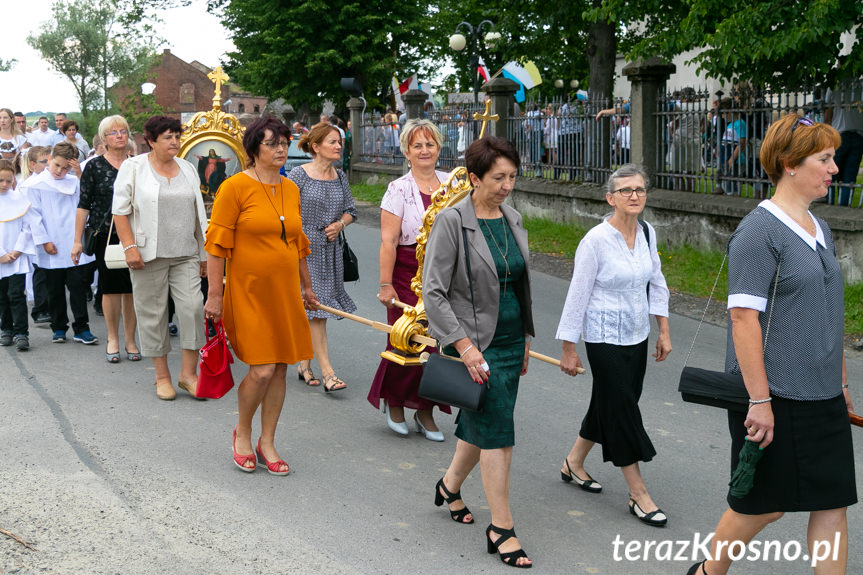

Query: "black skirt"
<box><xmin>580</xmin><ymin>339</ymin><xmax>656</xmax><ymax>467</ymax></box>
<box><xmin>94</xmin><ymin>231</ymin><xmax>133</xmax><ymax>295</ymax></box>
<box><xmin>727</xmin><ymin>394</ymin><xmax>857</xmax><ymax>514</ymax></box>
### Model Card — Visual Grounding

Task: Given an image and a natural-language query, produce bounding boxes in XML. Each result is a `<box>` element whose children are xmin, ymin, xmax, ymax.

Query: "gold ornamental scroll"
<box><xmin>178</xmin><ymin>66</ymin><xmax>246</xmax><ymax>198</ymax></box>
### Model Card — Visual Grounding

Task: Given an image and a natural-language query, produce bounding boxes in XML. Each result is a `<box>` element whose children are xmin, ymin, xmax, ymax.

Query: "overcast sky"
<box><xmin>2</xmin><ymin>0</ymin><xmax>235</xmax><ymax>115</ymax></box>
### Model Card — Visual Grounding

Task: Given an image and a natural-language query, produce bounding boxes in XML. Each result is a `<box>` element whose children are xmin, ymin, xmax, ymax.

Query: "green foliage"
<box><xmin>0</xmin><ymin>58</ymin><xmax>15</xmax><ymax>72</ymax></box>
<box><xmin>592</xmin><ymin>0</ymin><xmax>863</xmax><ymax>88</ymax></box>
<box><xmin>429</xmin><ymin>0</ymin><xmax>590</xmax><ymax>99</ymax></box>
<box><xmin>213</xmin><ymin>0</ymin><xmax>432</xmax><ymax>108</ymax></box>
<box><xmin>657</xmin><ymin>243</ymin><xmax>728</xmax><ymax>301</ymax></box>
<box><xmin>26</xmin><ymin>0</ymin><xmax>158</xmax><ymax>121</ymax></box>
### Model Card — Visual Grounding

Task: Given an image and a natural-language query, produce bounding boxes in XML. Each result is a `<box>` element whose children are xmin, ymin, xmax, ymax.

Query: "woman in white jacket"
<box><xmin>113</xmin><ymin>116</ymin><xmax>208</xmax><ymax>401</ymax></box>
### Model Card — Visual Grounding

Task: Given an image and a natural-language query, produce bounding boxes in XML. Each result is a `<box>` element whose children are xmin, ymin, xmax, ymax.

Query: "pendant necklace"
<box><xmin>481</xmin><ymin>218</ymin><xmax>511</xmax><ymax>295</ymax></box>
<box><xmin>254</xmin><ymin>168</ymin><xmax>288</xmax><ymax>246</ymax></box>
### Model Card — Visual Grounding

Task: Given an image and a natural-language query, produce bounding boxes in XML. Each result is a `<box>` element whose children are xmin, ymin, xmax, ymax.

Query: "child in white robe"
<box><xmin>21</xmin><ymin>142</ymin><xmax>98</xmax><ymax>345</ymax></box>
<box><xmin>0</xmin><ymin>160</ymin><xmax>37</xmax><ymax>350</ymax></box>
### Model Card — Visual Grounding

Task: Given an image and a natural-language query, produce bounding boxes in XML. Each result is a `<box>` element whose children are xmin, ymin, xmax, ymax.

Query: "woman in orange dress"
<box><xmin>204</xmin><ymin>116</ymin><xmax>318</xmax><ymax>476</ymax></box>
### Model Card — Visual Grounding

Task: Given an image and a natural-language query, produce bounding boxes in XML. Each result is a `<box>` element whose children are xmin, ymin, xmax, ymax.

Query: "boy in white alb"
<box><xmin>0</xmin><ymin>159</ymin><xmax>37</xmax><ymax>350</ymax></box>
<box><xmin>21</xmin><ymin>142</ymin><xmax>98</xmax><ymax>344</ymax></box>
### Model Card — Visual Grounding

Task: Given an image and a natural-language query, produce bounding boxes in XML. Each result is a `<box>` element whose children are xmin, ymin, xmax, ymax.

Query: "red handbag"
<box><xmin>197</xmin><ymin>319</ymin><xmax>235</xmax><ymax>399</ymax></box>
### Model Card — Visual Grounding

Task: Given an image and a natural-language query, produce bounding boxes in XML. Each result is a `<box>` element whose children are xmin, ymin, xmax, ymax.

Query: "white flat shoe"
<box><xmin>384</xmin><ymin>401</ymin><xmax>408</xmax><ymax>436</ymax></box>
<box><xmin>414</xmin><ymin>413</ymin><xmax>445</xmax><ymax>442</ymax></box>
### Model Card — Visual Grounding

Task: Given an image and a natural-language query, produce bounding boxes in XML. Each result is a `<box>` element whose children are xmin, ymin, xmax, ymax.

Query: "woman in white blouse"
<box><xmin>556</xmin><ymin>163</ymin><xmax>672</xmax><ymax>527</ymax></box>
<box><xmin>369</xmin><ymin>119</ymin><xmax>451</xmax><ymax>439</ymax></box>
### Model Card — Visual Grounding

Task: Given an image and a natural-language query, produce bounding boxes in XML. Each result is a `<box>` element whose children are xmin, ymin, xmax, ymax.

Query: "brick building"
<box><xmin>113</xmin><ymin>49</ymin><xmax>267</xmax><ymax>122</ymax></box>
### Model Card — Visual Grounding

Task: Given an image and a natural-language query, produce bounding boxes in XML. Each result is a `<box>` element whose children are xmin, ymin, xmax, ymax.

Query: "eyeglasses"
<box><xmin>106</xmin><ymin>130</ymin><xmax>128</xmax><ymax>137</ymax></box>
<box><xmin>790</xmin><ymin>116</ymin><xmax>814</xmax><ymax>135</ymax></box>
<box><xmin>262</xmin><ymin>140</ymin><xmax>289</xmax><ymax>149</ymax></box>
<box><xmin>614</xmin><ymin>187</ymin><xmax>647</xmax><ymax>198</ymax></box>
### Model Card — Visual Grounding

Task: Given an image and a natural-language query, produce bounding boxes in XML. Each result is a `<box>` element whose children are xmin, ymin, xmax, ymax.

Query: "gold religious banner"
<box><xmin>178</xmin><ymin>66</ymin><xmax>246</xmax><ymax>197</ymax></box>
<box><xmin>318</xmin><ymin>103</ymin><xmax>583</xmax><ymax>373</ymax></box>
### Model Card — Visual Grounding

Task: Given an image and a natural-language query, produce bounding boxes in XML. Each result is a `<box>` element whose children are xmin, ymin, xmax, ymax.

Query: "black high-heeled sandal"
<box><xmin>686</xmin><ymin>560</ymin><xmax>708</xmax><ymax>575</ymax></box>
<box><xmin>434</xmin><ymin>477</ymin><xmax>474</xmax><ymax>524</ymax></box>
<box><xmin>486</xmin><ymin>524</ymin><xmax>532</xmax><ymax>568</ymax></box>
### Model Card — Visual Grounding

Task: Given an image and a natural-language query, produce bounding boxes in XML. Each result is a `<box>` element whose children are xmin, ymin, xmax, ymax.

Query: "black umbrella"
<box><xmin>728</xmin><ymin>439</ymin><xmax>765</xmax><ymax>498</ymax></box>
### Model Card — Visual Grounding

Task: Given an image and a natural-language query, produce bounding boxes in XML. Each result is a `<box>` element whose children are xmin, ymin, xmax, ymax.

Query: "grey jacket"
<box><xmin>423</xmin><ymin>195</ymin><xmax>535</xmax><ymax>351</ymax></box>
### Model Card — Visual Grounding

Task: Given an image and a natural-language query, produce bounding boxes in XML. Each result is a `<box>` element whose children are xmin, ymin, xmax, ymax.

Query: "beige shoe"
<box><xmin>178</xmin><ymin>379</ymin><xmax>205</xmax><ymax>401</ymax></box>
<box><xmin>154</xmin><ymin>380</ymin><xmax>176</xmax><ymax>400</ymax></box>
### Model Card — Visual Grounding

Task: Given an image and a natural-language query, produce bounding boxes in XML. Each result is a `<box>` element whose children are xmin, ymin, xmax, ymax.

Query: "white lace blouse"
<box><xmin>556</xmin><ymin>219</ymin><xmax>669</xmax><ymax>345</ymax></box>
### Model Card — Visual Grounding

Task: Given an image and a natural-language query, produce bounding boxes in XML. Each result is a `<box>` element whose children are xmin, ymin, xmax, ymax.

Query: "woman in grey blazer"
<box><xmin>423</xmin><ymin>137</ymin><xmax>535</xmax><ymax>569</ymax></box>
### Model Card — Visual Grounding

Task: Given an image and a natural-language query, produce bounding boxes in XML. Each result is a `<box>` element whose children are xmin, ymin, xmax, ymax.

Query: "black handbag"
<box><xmin>677</xmin><ymin>254</ymin><xmax>780</xmax><ymax>411</ymax></box>
<box><xmin>340</xmin><ymin>230</ymin><xmax>359</xmax><ymax>282</ymax></box>
<box><xmin>81</xmin><ymin>212</ymin><xmax>110</xmax><ymax>256</ymax></box>
<box><xmin>418</xmin><ymin>209</ymin><xmax>487</xmax><ymax>412</ymax></box>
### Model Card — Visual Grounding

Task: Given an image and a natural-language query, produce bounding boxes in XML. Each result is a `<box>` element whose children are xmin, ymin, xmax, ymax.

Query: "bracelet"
<box><xmin>379</xmin><ymin>283</ymin><xmax>392</xmax><ymax>287</ymax></box>
<box><xmin>122</xmin><ymin>244</ymin><xmax>138</xmax><ymax>252</ymax></box>
<box><xmin>748</xmin><ymin>397</ymin><xmax>772</xmax><ymax>405</ymax></box>
<box><xmin>339</xmin><ymin>218</ymin><xmax>346</xmax><ymax>229</ymax></box>
<box><xmin>459</xmin><ymin>344</ymin><xmax>474</xmax><ymax>357</ymax></box>
<box><xmin>842</xmin><ymin>384</ymin><xmax>849</xmax><ymax>390</ymax></box>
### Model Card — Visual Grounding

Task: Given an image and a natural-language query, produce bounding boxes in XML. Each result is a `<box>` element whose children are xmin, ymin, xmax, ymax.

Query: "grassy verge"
<box><xmin>351</xmin><ymin>182</ymin><xmax>861</xmax><ymax>337</ymax></box>
<box><xmin>351</xmin><ymin>182</ymin><xmax>387</xmax><ymax>204</ymax></box>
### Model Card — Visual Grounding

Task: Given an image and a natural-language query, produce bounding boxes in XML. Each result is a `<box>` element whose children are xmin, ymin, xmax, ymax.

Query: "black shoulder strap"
<box><xmin>640</xmin><ymin>220</ymin><xmax>650</xmax><ymax>298</ymax></box>
<box><xmin>455</xmin><ymin>208</ymin><xmax>481</xmax><ymax>352</ymax></box>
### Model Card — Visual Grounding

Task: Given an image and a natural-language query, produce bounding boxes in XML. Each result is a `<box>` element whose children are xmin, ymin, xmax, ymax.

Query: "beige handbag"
<box><xmin>104</xmin><ymin>164</ymin><xmax>136</xmax><ymax>270</ymax></box>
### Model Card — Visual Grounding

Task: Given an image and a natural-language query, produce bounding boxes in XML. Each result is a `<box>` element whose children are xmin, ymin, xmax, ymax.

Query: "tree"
<box><xmin>210</xmin><ymin>0</ymin><xmax>432</xmax><ymax>109</ymax></box>
<box><xmin>0</xmin><ymin>58</ymin><xmax>14</xmax><ymax>72</ymax></box>
<box><xmin>27</xmin><ymin>0</ymin><xmax>157</xmax><ymax>132</ymax></box>
<box><xmin>428</xmin><ymin>0</ymin><xmax>590</xmax><ymax>101</ymax></box>
<box><xmin>591</xmin><ymin>0</ymin><xmax>863</xmax><ymax>89</ymax></box>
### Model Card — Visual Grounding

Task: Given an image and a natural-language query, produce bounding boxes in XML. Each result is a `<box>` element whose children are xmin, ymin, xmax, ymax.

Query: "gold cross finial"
<box><xmin>472</xmin><ymin>98</ymin><xmax>499</xmax><ymax>139</ymax></box>
<box><xmin>208</xmin><ymin>66</ymin><xmax>230</xmax><ymax>110</ymax></box>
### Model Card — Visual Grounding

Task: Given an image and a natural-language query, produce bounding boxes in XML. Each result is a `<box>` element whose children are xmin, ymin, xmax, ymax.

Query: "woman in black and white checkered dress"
<box><xmin>688</xmin><ymin>114</ymin><xmax>856</xmax><ymax>575</ymax></box>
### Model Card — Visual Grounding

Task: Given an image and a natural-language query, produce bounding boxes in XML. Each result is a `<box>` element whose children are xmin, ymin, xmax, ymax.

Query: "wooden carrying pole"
<box><xmin>316</xmin><ymin>304</ymin><xmax>584</xmax><ymax>373</ymax></box>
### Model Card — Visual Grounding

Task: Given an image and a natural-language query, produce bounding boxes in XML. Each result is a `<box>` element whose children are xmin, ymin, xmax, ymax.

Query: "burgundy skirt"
<box><xmin>366</xmin><ymin>245</ymin><xmax>451</xmax><ymax>414</ymax></box>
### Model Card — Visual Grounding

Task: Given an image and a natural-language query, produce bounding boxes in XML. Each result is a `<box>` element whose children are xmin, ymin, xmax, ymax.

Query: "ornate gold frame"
<box><xmin>177</xmin><ymin>66</ymin><xmax>246</xmax><ymax>196</ymax></box>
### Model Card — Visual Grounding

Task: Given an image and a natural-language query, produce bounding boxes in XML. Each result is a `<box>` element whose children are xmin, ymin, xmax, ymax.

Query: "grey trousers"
<box><xmin>130</xmin><ymin>256</ymin><xmax>204</xmax><ymax>357</ymax></box>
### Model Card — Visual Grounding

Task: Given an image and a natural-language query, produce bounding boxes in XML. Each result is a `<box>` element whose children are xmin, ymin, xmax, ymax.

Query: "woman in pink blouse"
<box><xmin>368</xmin><ymin>119</ymin><xmax>452</xmax><ymax>440</ymax></box>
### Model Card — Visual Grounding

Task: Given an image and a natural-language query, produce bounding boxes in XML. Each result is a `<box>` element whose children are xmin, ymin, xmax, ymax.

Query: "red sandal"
<box><xmin>232</xmin><ymin>426</ymin><xmax>256</xmax><ymax>473</ymax></box>
<box><xmin>256</xmin><ymin>438</ymin><xmax>290</xmax><ymax>476</ymax></box>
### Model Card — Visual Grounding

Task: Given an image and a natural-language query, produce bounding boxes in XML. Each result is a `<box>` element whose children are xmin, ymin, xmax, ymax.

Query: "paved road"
<box><xmin>2</xmin><ymin>219</ymin><xmax>861</xmax><ymax>574</ymax></box>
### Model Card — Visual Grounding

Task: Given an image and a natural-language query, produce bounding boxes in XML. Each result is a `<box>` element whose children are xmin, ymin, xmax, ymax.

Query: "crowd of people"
<box><xmin>0</xmin><ymin>108</ymin><xmax>855</xmax><ymax>572</ymax></box>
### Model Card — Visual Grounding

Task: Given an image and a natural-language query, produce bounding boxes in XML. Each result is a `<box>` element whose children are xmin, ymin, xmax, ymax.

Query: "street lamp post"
<box><xmin>449</xmin><ymin>20</ymin><xmax>499</xmax><ymax>105</ymax></box>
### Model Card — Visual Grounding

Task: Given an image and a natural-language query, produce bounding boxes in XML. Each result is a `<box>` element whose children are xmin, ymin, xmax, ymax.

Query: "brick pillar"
<box><xmin>346</xmin><ymin>97</ymin><xmax>364</xmax><ymax>167</ymax></box>
<box><xmin>623</xmin><ymin>57</ymin><xmax>675</xmax><ymax>181</ymax></box>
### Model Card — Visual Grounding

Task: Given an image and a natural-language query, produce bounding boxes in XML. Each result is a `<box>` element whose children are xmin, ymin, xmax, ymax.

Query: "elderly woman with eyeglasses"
<box><xmin>72</xmin><ymin>115</ymin><xmax>140</xmax><ymax>364</ymax></box>
<box><xmin>556</xmin><ymin>163</ymin><xmax>672</xmax><ymax>528</ymax></box>
<box><xmin>113</xmin><ymin>115</ymin><xmax>209</xmax><ymax>401</ymax></box>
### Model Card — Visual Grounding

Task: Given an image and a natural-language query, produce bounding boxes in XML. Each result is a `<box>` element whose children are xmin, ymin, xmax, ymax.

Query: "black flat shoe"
<box><xmin>486</xmin><ymin>524</ymin><xmax>532</xmax><ymax>568</ymax></box>
<box><xmin>434</xmin><ymin>477</ymin><xmax>474</xmax><ymax>524</ymax></box>
<box><xmin>629</xmin><ymin>498</ymin><xmax>668</xmax><ymax>527</ymax></box>
<box><xmin>561</xmin><ymin>458</ymin><xmax>602</xmax><ymax>493</ymax></box>
<box><xmin>686</xmin><ymin>560</ymin><xmax>708</xmax><ymax>574</ymax></box>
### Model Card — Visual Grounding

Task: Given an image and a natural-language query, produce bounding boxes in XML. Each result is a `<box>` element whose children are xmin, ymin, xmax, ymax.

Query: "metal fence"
<box><xmin>359</xmin><ymin>114</ymin><xmax>404</xmax><ymax>165</ymax></box>
<box><xmin>654</xmin><ymin>83</ymin><xmax>863</xmax><ymax>207</ymax></box>
<box><xmin>506</xmin><ymin>96</ymin><xmax>627</xmax><ymax>184</ymax></box>
<box><xmin>426</xmin><ymin>103</ymin><xmax>485</xmax><ymax>171</ymax></box>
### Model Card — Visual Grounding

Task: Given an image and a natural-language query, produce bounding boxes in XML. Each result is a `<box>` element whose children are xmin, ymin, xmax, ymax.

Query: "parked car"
<box><xmin>283</xmin><ymin>133</ymin><xmax>313</xmax><ymax>172</ymax></box>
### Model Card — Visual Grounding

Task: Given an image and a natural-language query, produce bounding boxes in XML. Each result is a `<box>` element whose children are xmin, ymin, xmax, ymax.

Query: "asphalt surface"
<box><xmin>1</xmin><ymin>213</ymin><xmax>861</xmax><ymax>575</ymax></box>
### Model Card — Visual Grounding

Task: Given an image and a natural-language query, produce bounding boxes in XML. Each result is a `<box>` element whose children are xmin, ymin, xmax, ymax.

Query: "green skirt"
<box><xmin>454</xmin><ymin>287</ymin><xmax>524</xmax><ymax>449</ymax></box>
